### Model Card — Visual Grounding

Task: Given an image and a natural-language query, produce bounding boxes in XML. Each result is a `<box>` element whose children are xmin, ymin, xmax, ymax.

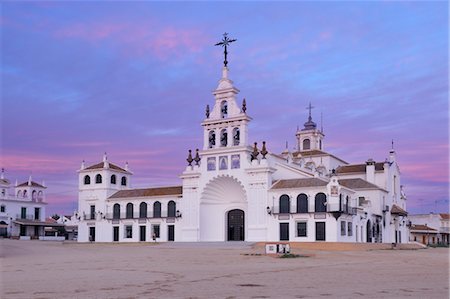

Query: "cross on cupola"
<box><xmin>303</xmin><ymin>102</ymin><xmax>317</xmax><ymax>130</ymax></box>
<box><xmin>296</xmin><ymin>102</ymin><xmax>325</xmax><ymax>152</ymax></box>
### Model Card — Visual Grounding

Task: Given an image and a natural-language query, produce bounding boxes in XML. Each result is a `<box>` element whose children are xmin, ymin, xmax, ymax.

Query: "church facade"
<box><xmin>77</xmin><ymin>64</ymin><xmax>409</xmax><ymax>244</ymax></box>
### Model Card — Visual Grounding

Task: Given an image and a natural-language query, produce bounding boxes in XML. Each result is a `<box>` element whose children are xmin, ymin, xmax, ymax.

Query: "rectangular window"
<box><xmin>348</xmin><ymin>222</ymin><xmax>353</xmax><ymax>236</ymax></box>
<box><xmin>358</xmin><ymin>197</ymin><xmax>365</xmax><ymax>206</ymax></box>
<box><xmin>341</xmin><ymin>221</ymin><xmax>346</xmax><ymax>236</ymax></box>
<box><xmin>21</xmin><ymin>207</ymin><xmax>26</xmax><ymax>219</ymax></box>
<box><xmin>297</xmin><ymin>222</ymin><xmax>307</xmax><ymax>237</ymax></box>
<box><xmin>231</xmin><ymin>155</ymin><xmax>240</xmax><ymax>169</ymax></box>
<box><xmin>34</xmin><ymin>208</ymin><xmax>40</xmax><ymax>220</ymax></box>
<box><xmin>207</xmin><ymin>157</ymin><xmax>216</xmax><ymax>171</ymax></box>
<box><xmin>90</xmin><ymin>205</ymin><xmax>95</xmax><ymax>220</ymax></box>
<box><xmin>219</xmin><ymin>156</ymin><xmax>228</xmax><ymax>170</ymax></box>
<box><xmin>125</xmin><ymin>225</ymin><xmax>133</xmax><ymax>238</ymax></box>
<box><xmin>0</xmin><ymin>205</ymin><xmax>5</xmax><ymax>213</ymax></box>
<box><xmin>152</xmin><ymin>224</ymin><xmax>160</xmax><ymax>238</ymax></box>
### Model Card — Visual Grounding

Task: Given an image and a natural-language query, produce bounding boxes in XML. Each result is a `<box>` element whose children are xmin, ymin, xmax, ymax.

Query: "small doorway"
<box><xmin>227</xmin><ymin>209</ymin><xmax>245</xmax><ymax>241</ymax></box>
<box><xmin>34</xmin><ymin>226</ymin><xmax>39</xmax><ymax>237</ymax></box>
<box><xmin>315</xmin><ymin>222</ymin><xmax>326</xmax><ymax>241</ymax></box>
<box><xmin>89</xmin><ymin>227</ymin><xmax>96</xmax><ymax>242</ymax></box>
<box><xmin>168</xmin><ymin>225</ymin><xmax>175</xmax><ymax>241</ymax></box>
<box><xmin>279</xmin><ymin>223</ymin><xmax>289</xmax><ymax>241</ymax></box>
<box><xmin>366</xmin><ymin>220</ymin><xmax>372</xmax><ymax>243</ymax></box>
<box><xmin>113</xmin><ymin>226</ymin><xmax>119</xmax><ymax>242</ymax></box>
<box><xmin>20</xmin><ymin>225</ymin><xmax>26</xmax><ymax>236</ymax></box>
<box><xmin>140</xmin><ymin>226</ymin><xmax>146</xmax><ymax>242</ymax></box>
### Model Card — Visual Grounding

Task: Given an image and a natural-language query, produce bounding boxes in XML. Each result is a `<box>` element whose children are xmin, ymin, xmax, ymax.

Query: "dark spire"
<box><xmin>302</xmin><ymin>102</ymin><xmax>317</xmax><ymax>130</ymax></box>
<box><xmin>206</xmin><ymin>104</ymin><xmax>210</xmax><ymax>118</ymax></box>
<box><xmin>194</xmin><ymin>149</ymin><xmax>201</xmax><ymax>166</ymax></box>
<box><xmin>242</xmin><ymin>98</ymin><xmax>247</xmax><ymax>113</ymax></box>
<box><xmin>261</xmin><ymin>141</ymin><xmax>268</xmax><ymax>159</ymax></box>
<box><xmin>186</xmin><ymin>150</ymin><xmax>193</xmax><ymax>166</ymax></box>
<box><xmin>251</xmin><ymin>142</ymin><xmax>259</xmax><ymax>161</ymax></box>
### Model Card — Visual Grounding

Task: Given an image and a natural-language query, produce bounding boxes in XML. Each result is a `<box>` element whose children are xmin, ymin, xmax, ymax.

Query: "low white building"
<box><xmin>409</xmin><ymin>213</ymin><xmax>449</xmax><ymax>245</ymax></box>
<box><xmin>0</xmin><ymin>169</ymin><xmax>51</xmax><ymax>238</ymax></box>
<box><xmin>76</xmin><ymin>61</ymin><xmax>409</xmax><ymax>244</ymax></box>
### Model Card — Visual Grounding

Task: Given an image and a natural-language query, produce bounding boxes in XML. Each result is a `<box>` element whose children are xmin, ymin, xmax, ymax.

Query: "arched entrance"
<box><xmin>200</xmin><ymin>175</ymin><xmax>247</xmax><ymax>241</ymax></box>
<box><xmin>227</xmin><ymin>209</ymin><xmax>244</xmax><ymax>241</ymax></box>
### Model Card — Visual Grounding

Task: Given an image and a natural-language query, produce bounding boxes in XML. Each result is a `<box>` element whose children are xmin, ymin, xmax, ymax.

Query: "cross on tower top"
<box><xmin>306</xmin><ymin>102</ymin><xmax>314</xmax><ymax>121</ymax></box>
<box><xmin>215</xmin><ymin>32</ymin><xmax>237</xmax><ymax>67</ymax></box>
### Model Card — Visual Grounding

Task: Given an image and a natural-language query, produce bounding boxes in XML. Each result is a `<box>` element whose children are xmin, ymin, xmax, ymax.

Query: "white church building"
<box><xmin>77</xmin><ymin>52</ymin><xmax>409</xmax><ymax>244</ymax></box>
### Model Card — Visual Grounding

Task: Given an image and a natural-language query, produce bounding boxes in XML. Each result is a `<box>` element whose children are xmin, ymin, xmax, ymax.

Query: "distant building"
<box><xmin>0</xmin><ymin>169</ymin><xmax>46</xmax><ymax>238</ymax></box>
<box><xmin>57</xmin><ymin>214</ymin><xmax>79</xmax><ymax>240</ymax></box>
<box><xmin>0</xmin><ymin>169</ymin><xmax>63</xmax><ymax>238</ymax></box>
<box><xmin>409</xmin><ymin>213</ymin><xmax>449</xmax><ymax>245</ymax></box>
<box><xmin>76</xmin><ymin>59</ymin><xmax>409</xmax><ymax>244</ymax></box>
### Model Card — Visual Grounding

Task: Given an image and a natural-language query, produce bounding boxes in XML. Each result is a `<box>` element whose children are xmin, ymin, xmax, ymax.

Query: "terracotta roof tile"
<box><xmin>271</xmin><ymin>178</ymin><xmax>328</xmax><ymax>189</ymax></box>
<box><xmin>336</xmin><ymin>162</ymin><xmax>384</xmax><ymax>174</ymax></box>
<box><xmin>0</xmin><ymin>179</ymin><xmax>9</xmax><ymax>185</ymax></box>
<box><xmin>391</xmin><ymin>204</ymin><xmax>408</xmax><ymax>216</ymax></box>
<box><xmin>109</xmin><ymin>186</ymin><xmax>182</xmax><ymax>199</ymax></box>
<box><xmin>338</xmin><ymin>178</ymin><xmax>385</xmax><ymax>191</ymax></box>
<box><xmin>410</xmin><ymin>224</ymin><xmax>437</xmax><ymax>231</ymax></box>
<box><xmin>439</xmin><ymin>213</ymin><xmax>450</xmax><ymax>220</ymax></box>
<box><xmin>85</xmin><ymin>162</ymin><xmax>129</xmax><ymax>173</ymax></box>
<box><xmin>16</xmin><ymin>181</ymin><xmax>46</xmax><ymax>188</ymax></box>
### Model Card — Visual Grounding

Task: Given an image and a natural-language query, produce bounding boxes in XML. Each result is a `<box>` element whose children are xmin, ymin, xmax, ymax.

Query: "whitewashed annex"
<box><xmin>0</xmin><ymin>169</ymin><xmax>50</xmax><ymax>238</ymax></box>
<box><xmin>76</xmin><ymin>47</ymin><xmax>410</xmax><ymax>243</ymax></box>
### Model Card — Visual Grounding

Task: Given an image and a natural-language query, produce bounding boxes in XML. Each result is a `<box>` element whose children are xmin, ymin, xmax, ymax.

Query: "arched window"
<box><xmin>121</xmin><ymin>176</ymin><xmax>127</xmax><ymax>186</ymax></box>
<box><xmin>297</xmin><ymin>193</ymin><xmax>308</xmax><ymax>213</ymax></box>
<box><xmin>32</xmin><ymin>190</ymin><xmax>37</xmax><ymax>201</ymax></box>
<box><xmin>345</xmin><ymin>196</ymin><xmax>349</xmax><ymax>213</ymax></box>
<box><xmin>84</xmin><ymin>175</ymin><xmax>91</xmax><ymax>185</ymax></box>
<box><xmin>220</xmin><ymin>100</ymin><xmax>228</xmax><ymax>118</ymax></box>
<box><xmin>111</xmin><ymin>175</ymin><xmax>116</xmax><ymax>185</ymax></box>
<box><xmin>339</xmin><ymin>194</ymin><xmax>343</xmax><ymax>211</ymax></box>
<box><xmin>220</xmin><ymin>129</ymin><xmax>228</xmax><ymax>147</ymax></box>
<box><xmin>209</xmin><ymin>130</ymin><xmax>216</xmax><ymax>148</ymax></box>
<box><xmin>279</xmin><ymin>194</ymin><xmax>290</xmax><ymax>214</ymax></box>
<box><xmin>168</xmin><ymin>201</ymin><xmax>176</xmax><ymax>218</ymax></box>
<box><xmin>303</xmin><ymin>139</ymin><xmax>311</xmax><ymax>150</ymax></box>
<box><xmin>113</xmin><ymin>203</ymin><xmax>120</xmax><ymax>219</ymax></box>
<box><xmin>153</xmin><ymin>201</ymin><xmax>161</xmax><ymax>218</ymax></box>
<box><xmin>319</xmin><ymin>139</ymin><xmax>322</xmax><ymax>150</ymax></box>
<box><xmin>23</xmin><ymin>190</ymin><xmax>27</xmax><ymax>198</ymax></box>
<box><xmin>315</xmin><ymin>193</ymin><xmax>327</xmax><ymax>212</ymax></box>
<box><xmin>232</xmin><ymin>127</ymin><xmax>240</xmax><ymax>146</ymax></box>
<box><xmin>126</xmin><ymin>203</ymin><xmax>133</xmax><ymax>219</ymax></box>
<box><xmin>95</xmin><ymin>174</ymin><xmax>102</xmax><ymax>184</ymax></box>
<box><xmin>139</xmin><ymin>202</ymin><xmax>147</xmax><ymax>218</ymax></box>
<box><xmin>17</xmin><ymin>190</ymin><xmax>22</xmax><ymax>198</ymax></box>
<box><xmin>37</xmin><ymin>191</ymin><xmax>43</xmax><ymax>201</ymax></box>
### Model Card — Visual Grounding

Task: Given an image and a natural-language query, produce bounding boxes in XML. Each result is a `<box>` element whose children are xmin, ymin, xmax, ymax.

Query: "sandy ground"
<box><xmin>0</xmin><ymin>240</ymin><xmax>449</xmax><ymax>299</ymax></box>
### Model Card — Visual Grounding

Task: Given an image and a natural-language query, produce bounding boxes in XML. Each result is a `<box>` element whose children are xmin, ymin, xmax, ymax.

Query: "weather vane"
<box><xmin>215</xmin><ymin>32</ymin><xmax>237</xmax><ymax>67</ymax></box>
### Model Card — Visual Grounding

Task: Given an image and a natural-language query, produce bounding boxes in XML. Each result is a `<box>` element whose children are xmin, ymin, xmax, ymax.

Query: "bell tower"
<box><xmin>202</xmin><ymin>67</ymin><xmax>251</xmax><ymax>151</ymax></box>
<box><xmin>296</xmin><ymin>102</ymin><xmax>325</xmax><ymax>152</ymax></box>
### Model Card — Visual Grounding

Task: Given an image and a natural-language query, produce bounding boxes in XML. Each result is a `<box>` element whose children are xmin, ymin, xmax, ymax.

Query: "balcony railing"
<box><xmin>16</xmin><ymin>214</ymin><xmax>41</xmax><ymax>220</ymax></box>
<box><xmin>104</xmin><ymin>211</ymin><xmax>178</xmax><ymax>220</ymax></box>
<box><xmin>269</xmin><ymin>203</ymin><xmax>357</xmax><ymax>215</ymax></box>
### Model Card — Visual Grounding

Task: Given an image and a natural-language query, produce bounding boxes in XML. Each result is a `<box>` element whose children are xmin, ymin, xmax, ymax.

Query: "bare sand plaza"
<box><xmin>1</xmin><ymin>240</ymin><xmax>449</xmax><ymax>299</ymax></box>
